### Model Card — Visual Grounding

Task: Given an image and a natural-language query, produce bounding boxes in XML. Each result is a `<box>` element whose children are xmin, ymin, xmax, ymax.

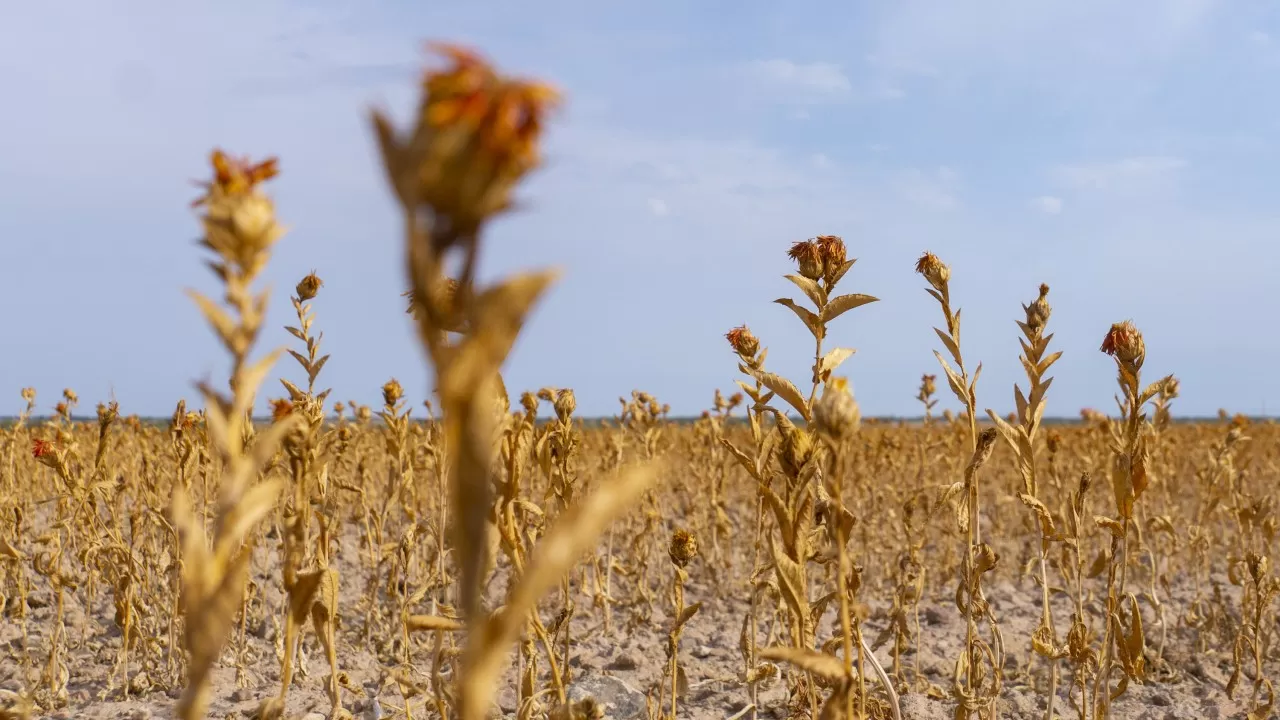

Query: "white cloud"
<box><xmin>747</xmin><ymin>59</ymin><xmax>851</xmax><ymax>98</ymax></box>
<box><xmin>647</xmin><ymin>198</ymin><xmax>669</xmax><ymax>216</ymax></box>
<box><xmin>1053</xmin><ymin>156</ymin><xmax>1186</xmax><ymax>191</ymax></box>
<box><xmin>1031</xmin><ymin>195</ymin><xmax>1063</xmax><ymax>214</ymax></box>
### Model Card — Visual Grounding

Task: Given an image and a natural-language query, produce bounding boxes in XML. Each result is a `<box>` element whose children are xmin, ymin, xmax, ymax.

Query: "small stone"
<box><xmin>567</xmin><ymin>674</ymin><xmax>646</xmax><ymax>720</ymax></box>
<box><xmin>232</xmin><ymin>687</ymin><xmax>254</xmax><ymax>702</ymax></box>
<box><xmin>130</xmin><ymin>709</ymin><xmax>152</xmax><ymax>720</ymax></box>
<box><xmin>692</xmin><ymin>645</ymin><xmax>713</xmax><ymax>659</ymax></box>
<box><xmin>606</xmin><ymin>654</ymin><xmax>638</xmax><ymax>671</ymax></box>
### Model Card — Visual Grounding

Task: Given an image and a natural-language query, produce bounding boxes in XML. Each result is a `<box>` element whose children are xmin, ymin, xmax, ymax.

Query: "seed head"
<box><xmin>62</xmin><ymin>388</ymin><xmax>78</xmax><ymax>405</ymax></box>
<box><xmin>1025</xmin><ymin>283</ymin><xmax>1051</xmax><ymax>332</ymax></box>
<box><xmin>668</xmin><ymin>529</ymin><xmax>698</xmax><ymax>568</ymax></box>
<box><xmin>920</xmin><ymin>374</ymin><xmax>936</xmax><ymax>398</ymax></box>
<box><xmin>295</xmin><ymin>271</ymin><xmax>323</xmax><ymax>301</ymax></box>
<box><xmin>382</xmin><ymin>378</ymin><xmax>405</xmax><ymax>408</ymax></box>
<box><xmin>520</xmin><ymin>391</ymin><xmax>539</xmax><ymax>414</ymax></box>
<box><xmin>725</xmin><ymin>325</ymin><xmax>760</xmax><ymax>359</ymax></box>
<box><xmin>1162</xmin><ymin>376</ymin><xmax>1180</xmax><ymax>399</ymax></box>
<box><xmin>193</xmin><ymin>150</ymin><xmax>279</xmax><ymax>203</ymax></box>
<box><xmin>914</xmin><ymin>252</ymin><xmax>951</xmax><ymax>292</ymax></box>
<box><xmin>1247</xmin><ymin>553</ymin><xmax>1270</xmax><ymax>586</ymax></box>
<box><xmin>788</xmin><ymin>240</ymin><xmax>824</xmax><ymax>280</ymax></box>
<box><xmin>554</xmin><ymin>389</ymin><xmax>576</xmax><ymax>422</ymax></box>
<box><xmin>815</xmin><ymin>235</ymin><xmax>847</xmax><ymax>284</ymax></box>
<box><xmin>55</xmin><ymin>402</ymin><xmax>68</xmax><ymax>418</ymax></box>
<box><xmin>270</xmin><ymin>398</ymin><xmax>294</xmax><ymax>423</ymax></box>
<box><xmin>31</xmin><ymin>438</ymin><xmax>54</xmax><ymax>459</ymax></box>
<box><xmin>1100</xmin><ymin>320</ymin><xmax>1145</xmax><ymax>366</ymax></box>
<box><xmin>96</xmin><ymin>401</ymin><xmax>119</xmax><ymax>427</ymax></box>
<box><xmin>379</xmin><ymin>44</ymin><xmax>560</xmax><ymax>230</ymax></box>
<box><xmin>20</xmin><ymin>387</ymin><xmax>35</xmax><ymax>404</ymax></box>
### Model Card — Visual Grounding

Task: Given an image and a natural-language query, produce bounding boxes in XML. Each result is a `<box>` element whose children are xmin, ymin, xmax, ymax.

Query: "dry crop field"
<box><xmin>0</xmin><ymin>43</ymin><xmax>1277</xmax><ymax>720</ymax></box>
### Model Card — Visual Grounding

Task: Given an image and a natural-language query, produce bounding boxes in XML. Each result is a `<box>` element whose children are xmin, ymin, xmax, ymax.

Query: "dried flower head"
<box><xmin>62</xmin><ymin>388</ymin><xmax>78</xmax><ymax>404</ymax></box>
<box><xmin>1100</xmin><ymin>320</ymin><xmax>1145</xmax><ymax>366</ymax></box>
<box><xmin>96</xmin><ymin>401</ymin><xmax>119</xmax><ymax>426</ymax></box>
<box><xmin>725</xmin><ymin>325</ymin><xmax>760</xmax><ymax>359</ymax></box>
<box><xmin>295</xmin><ymin>271</ymin><xmax>323</xmax><ymax>301</ymax></box>
<box><xmin>20</xmin><ymin>387</ymin><xmax>35</xmax><ymax>404</ymax></box>
<box><xmin>554</xmin><ymin>389</ymin><xmax>576</xmax><ymax>422</ymax></box>
<box><xmin>1162</xmin><ymin>376</ymin><xmax>1181</xmax><ymax>399</ymax></box>
<box><xmin>520</xmin><ymin>391</ymin><xmax>539</xmax><ymax>414</ymax></box>
<box><xmin>787</xmin><ymin>240</ymin><xmax>824</xmax><ymax>280</ymax></box>
<box><xmin>920</xmin><ymin>374</ymin><xmax>937</xmax><ymax>397</ymax></box>
<box><xmin>668</xmin><ymin>529</ymin><xmax>698</xmax><ymax>568</ymax></box>
<box><xmin>813</xmin><ymin>376</ymin><xmax>860</xmax><ymax>440</ymax></box>
<box><xmin>382</xmin><ymin>378</ymin><xmax>405</xmax><ymax>407</ymax></box>
<box><xmin>270</xmin><ymin>398</ymin><xmax>294</xmax><ymax>423</ymax></box>
<box><xmin>914</xmin><ymin>252</ymin><xmax>951</xmax><ymax>292</ymax></box>
<box><xmin>816</xmin><ymin>234</ymin><xmax>847</xmax><ymax>284</ymax></box>
<box><xmin>1025</xmin><ymin>283</ymin><xmax>1051</xmax><ymax>332</ymax></box>
<box><xmin>374</xmin><ymin>44</ymin><xmax>560</xmax><ymax>231</ymax></box>
<box><xmin>31</xmin><ymin>438</ymin><xmax>55</xmax><ymax>459</ymax></box>
<box><xmin>192</xmin><ymin>150</ymin><xmax>279</xmax><ymax>205</ymax></box>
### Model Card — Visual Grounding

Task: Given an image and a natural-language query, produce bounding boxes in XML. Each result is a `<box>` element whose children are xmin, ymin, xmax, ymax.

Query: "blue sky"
<box><xmin>2</xmin><ymin>0</ymin><xmax>1278</xmax><ymax>418</ymax></box>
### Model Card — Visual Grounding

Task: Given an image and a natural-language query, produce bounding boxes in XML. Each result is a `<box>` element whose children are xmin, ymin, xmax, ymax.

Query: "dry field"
<box><xmin>1</xmin><ymin>43</ymin><xmax>1277</xmax><ymax>720</ymax></box>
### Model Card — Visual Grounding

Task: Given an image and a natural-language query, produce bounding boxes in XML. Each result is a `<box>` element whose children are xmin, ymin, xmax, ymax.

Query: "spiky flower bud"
<box><xmin>31</xmin><ymin>438</ymin><xmax>55</xmax><ymax>460</ymax></box>
<box><xmin>270</xmin><ymin>398</ymin><xmax>294</xmax><ymax>423</ymax></box>
<box><xmin>816</xmin><ymin>235</ymin><xmax>847</xmax><ymax>285</ymax></box>
<box><xmin>1100</xmin><ymin>320</ymin><xmax>1145</xmax><ymax>366</ymax></box>
<box><xmin>96</xmin><ymin>401</ymin><xmax>118</xmax><ymax>427</ymax></box>
<box><xmin>554</xmin><ymin>389</ymin><xmax>576</xmax><ymax>422</ymax></box>
<box><xmin>725</xmin><ymin>325</ymin><xmax>760</xmax><ymax>359</ymax></box>
<box><xmin>1025</xmin><ymin>283</ymin><xmax>1051</xmax><ymax>332</ymax></box>
<box><xmin>668</xmin><ymin>529</ymin><xmax>698</xmax><ymax>568</ymax></box>
<box><xmin>295</xmin><ymin>271</ymin><xmax>323</xmax><ymax>301</ymax></box>
<box><xmin>1248</xmin><ymin>553</ymin><xmax>1270</xmax><ymax>586</ymax></box>
<box><xmin>1162</xmin><ymin>376</ymin><xmax>1180</xmax><ymax>399</ymax></box>
<box><xmin>520</xmin><ymin>391</ymin><xmax>539</xmax><ymax>415</ymax></box>
<box><xmin>20</xmin><ymin>387</ymin><xmax>35</xmax><ymax>404</ymax></box>
<box><xmin>914</xmin><ymin>252</ymin><xmax>951</xmax><ymax>293</ymax></box>
<box><xmin>813</xmin><ymin>377</ymin><xmax>860</xmax><ymax>440</ymax></box>
<box><xmin>382</xmin><ymin>378</ymin><xmax>405</xmax><ymax>408</ymax></box>
<box><xmin>788</xmin><ymin>240</ymin><xmax>824</xmax><ymax>280</ymax></box>
<box><xmin>920</xmin><ymin>374</ymin><xmax>936</xmax><ymax>398</ymax></box>
<box><xmin>62</xmin><ymin>388</ymin><xmax>78</xmax><ymax>405</ymax></box>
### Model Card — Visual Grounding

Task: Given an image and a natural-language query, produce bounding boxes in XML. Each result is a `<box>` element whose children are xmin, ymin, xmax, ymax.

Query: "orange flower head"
<box><xmin>915</xmin><ymin>252</ymin><xmax>950</xmax><ymax>291</ymax></box>
<box><xmin>193</xmin><ymin>150</ymin><xmax>279</xmax><ymax>206</ymax></box>
<box><xmin>382</xmin><ymin>378</ymin><xmax>405</xmax><ymax>408</ymax></box>
<box><xmin>788</xmin><ymin>240</ymin><xmax>824</xmax><ymax>280</ymax></box>
<box><xmin>270</xmin><ymin>398</ymin><xmax>294</xmax><ymax>423</ymax></box>
<box><xmin>725</xmin><ymin>325</ymin><xmax>760</xmax><ymax>359</ymax></box>
<box><xmin>1100</xmin><ymin>320</ymin><xmax>1145</xmax><ymax>365</ymax></box>
<box><xmin>31</xmin><ymin>438</ymin><xmax>54</xmax><ymax>459</ymax></box>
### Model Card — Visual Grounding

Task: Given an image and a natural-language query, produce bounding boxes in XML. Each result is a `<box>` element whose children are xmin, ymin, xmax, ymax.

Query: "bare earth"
<box><xmin>0</xmin><ymin>516</ymin><xmax>1258</xmax><ymax>720</ymax></box>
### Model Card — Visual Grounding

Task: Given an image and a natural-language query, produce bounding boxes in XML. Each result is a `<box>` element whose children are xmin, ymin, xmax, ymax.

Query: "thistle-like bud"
<box><xmin>62</xmin><ymin>388</ymin><xmax>78</xmax><ymax>405</ymax></box>
<box><xmin>1247</xmin><ymin>553</ymin><xmax>1269</xmax><ymax>586</ymax></box>
<box><xmin>296</xmin><ymin>271</ymin><xmax>323</xmax><ymax>301</ymax></box>
<box><xmin>1100</xmin><ymin>320</ymin><xmax>1145</xmax><ymax>366</ymax></box>
<box><xmin>725</xmin><ymin>325</ymin><xmax>760</xmax><ymax>360</ymax></box>
<box><xmin>1025</xmin><ymin>283</ymin><xmax>1051</xmax><ymax>333</ymax></box>
<box><xmin>920</xmin><ymin>374</ymin><xmax>936</xmax><ymax>398</ymax></box>
<box><xmin>96</xmin><ymin>401</ymin><xmax>119</xmax><ymax>428</ymax></box>
<box><xmin>816</xmin><ymin>235</ymin><xmax>847</xmax><ymax>285</ymax></box>
<box><xmin>382</xmin><ymin>378</ymin><xmax>405</xmax><ymax>408</ymax></box>
<box><xmin>554</xmin><ymin>388</ymin><xmax>576</xmax><ymax>422</ymax></box>
<box><xmin>788</xmin><ymin>240</ymin><xmax>824</xmax><ymax>280</ymax></box>
<box><xmin>20</xmin><ymin>387</ymin><xmax>35</xmax><ymax>404</ymax></box>
<box><xmin>270</xmin><ymin>398</ymin><xmax>294</xmax><ymax>423</ymax></box>
<box><xmin>520</xmin><ymin>391</ymin><xmax>539</xmax><ymax>415</ymax></box>
<box><xmin>813</xmin><ymin>377</ymin><xmax>860</xmax><ymax>440</ymax></box>
<box><xmin>1162</xmin><ymin>376</ymin><xmax>1180</xmax><ymax>399</ymax></box>
<box><xmin>914</xmin><ymin>252</ymin><xmax>951</xmax><ymax>292</ymax></box>
<box><xmin>668</xmin><ymin>529</ymin><xmax>698</xmax><ymax>568</ymax></box>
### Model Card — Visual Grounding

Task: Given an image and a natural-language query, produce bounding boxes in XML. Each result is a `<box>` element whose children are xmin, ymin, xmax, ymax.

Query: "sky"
<box><xmin>2</xmin><ymin>0</ymin><xmax>1278</xmax><ymax>419</ymax></box>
